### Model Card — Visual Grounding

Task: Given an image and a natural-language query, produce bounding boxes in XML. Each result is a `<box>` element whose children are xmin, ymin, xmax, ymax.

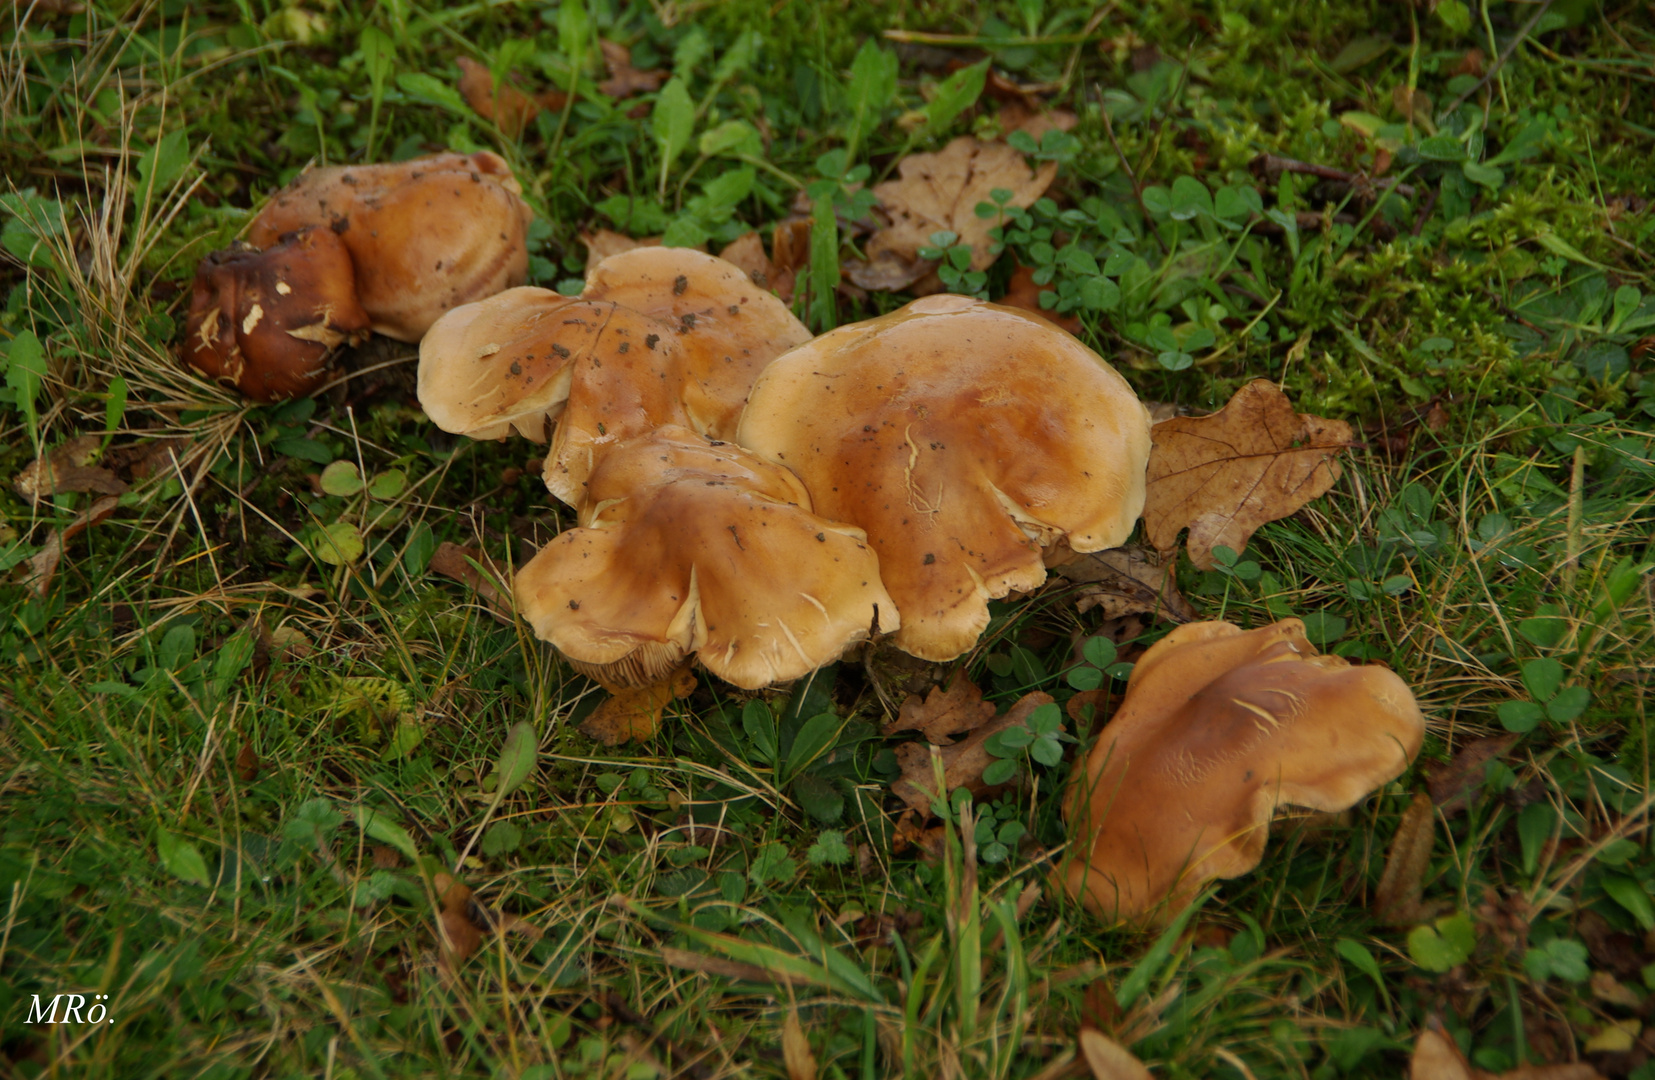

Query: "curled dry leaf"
<box><xmin>883</xmin><ymin>672</ymin><xmax>995</xmax><ymax>745</ymax></box>
<box><xmin>1427</xmin><ymin>734</ymin><xmax>1519</xmax><ymax>818</ymax></box>
<box><xmin>997</xmin><ymin>264</ymin><xmax>1082</xmax><ymax>334</ymax></box>
<box><xmin>578</xmin><ymin>665</ymin><xmax>697</xmax><ymax>746</ymax></box>
<box><xmin>891</xmin><ymin>691</ymin><xmax>1055</xmax><ymax>814</ymax></box>
<box><xmin>13</xmin><ymin>435</ymin><xmax>127</xmax><ymax>505</ymax></box>
<box><xmin>23</xmin><ymin>495</ymin><xmax>120</xmax><ymax>595</ymax></box>
<box><xmin>429</xmin><ymin>541</ymin><xmax>511</xmax><ymax>615</ymax></box>
<box><xmin>432</xmin><ymin>872</ymin><xmax>540</xmax><ymax>969</ymax></box>
<box><xmin>845</xmin><ymin>136</ymin><xmax>1058</xmax><ymax>293</ymax></box>
<box><xmin>598</xmin><ymin>39</ymin><xmax>667</xmax><ymax>99</ymax></box>
<box><xmin>1373</xmin><ymin>791</ymin><xmax>1439</xmax><ymax>925</ymax></box>
<box><xmin>456</xmin><ymin>56</ymin><xmax>566</xmax><ymax>136</ymax></box>
<box><xmin>580</xmin><ymin>229</ymin><xmax>662</xmax><ymax>268</ymax></box>
<box><xmin>1050</xmin><ymin>545</ymin><xmax>1197</xmax><ymax>623</ymax></box>
<box><xmin>1142</xmin><ymin>380</ymin><xmax>1352</xmax><ymax>570</ymax></box>
<box><xmin>782</xmin><ymin>1009</ymin><xmax>819</xmax><ymax>1080</ymax></box>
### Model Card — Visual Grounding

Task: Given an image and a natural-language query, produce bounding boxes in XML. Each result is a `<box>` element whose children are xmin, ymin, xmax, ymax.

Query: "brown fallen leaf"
<box><xmin>580</xmin><ymin>228</ymin><xmax>664</xmax><ymax>268</ymax></box>
<box><xmin>997</xmin><ymin>264</ymin><xmax>1082</xmax><ymax>334</ymax></box>
<box><xmin>845</xmin><ymin>136</ymin><xmax>1058</xmax><ymax>293</ymax></box>
<box><xmin>1374</xmin><ymin>791</ymin><xmax>1438</xmax><ymax>925</ymax></box>
<box><xmin>891</xmin><ymin>691</ymin><xmax>1054</xmax><ymax>814</ymax></box>
<box><xmin>456</xmin><ymin>56</ymin><xmax>566</xmax><ymax>137</ymax></box>
<box><xmin>235</xmin><ymin>741</ymin><xmax>263</xmax><ymax>781</ymax></box>
<box><xmin>1050</xmin><ymin>545</ymin><xmax>1198</xmax><ymax>623</ymax></box>
<box><xmin>1142</xmin><ymin>380</ymin><xmax>1352</xmax><ymax>570</ymax></box>
<box><xmin>717</xmin><ymin>231</ymin><xmax>775</xmax><ymax>283</ymax></box>
<box><xmin>717</xmin><ymin>224</ymin><xmax>808</xmax><ymax>303</ymax></box>
<box><xmin>892</xmin><ymin>808</ymin><xmax>947</xmax><ymax>860</ymax></box>
<box><xmin>1410</xmin><ymin>1023</ymin><xmax>1603</xmax><ymax>1080</ymax></box>
<box><xmin>782</xmin><ymin>1009</ymin><xmax>818</xmax><ymax>1080</ymax></box>
<box><xmin>1577</xmin><ymin>909</ymin><xmax>1647</xmax><ymax>980</ymax></box>
<box><xmin>1080</xmin><ymin>1029</ymin><xmax>1154</xmax><ymax>1080</ymax></box>
<box><xmin>14</xmin><ymin>435</ymin><xmax>127</xmax><ymax>505</ymax></box>
<box><xmin>998</xmin><ymin>101</ymin><xmax>1079</xmax><ymax>144</ymax></box>
<box><xmin>598</xmin><ymin>39</ymin><xmax>667</xmax><ymax>99</ymax></box>
<box><xmin>23</xmin><ymin>495</ymin><xmax>120</xmax><ymax>595</ymax></box>
<box><xmin>578</xmin><ymin>666</ymin><xmax>697</xmax><ymax>745</ymax></box>
<box><xmin>1427</xmin><ymin>734</ymin><xmax>1519</xmax><ymax>818</ymax></box>
<box><xmin>432</xmin><ymin>871</ymin><xmax>539</xmax><ymax>969</ymax></box>
<box><xmin>429</xmin><ymin>541</ymin><xmax>509</xmax><ymax>611</ymax></box>
<box><xmin>883</xmin><ymin>672</ymin><xmax>995</xmax><ymax>744</ymax></box>
<box><xmin>371</xmin><ymin>845</ymin><xmax>402</xmax><ymax>870</ymax></box>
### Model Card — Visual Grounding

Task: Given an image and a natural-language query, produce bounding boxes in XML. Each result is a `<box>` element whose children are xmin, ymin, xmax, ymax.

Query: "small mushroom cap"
<box><xmin>515</xmin><ymin>426</ymin><xmax>899</xmax><ymax>690</ymax></box>
<box><xmin>248</xmin><ymin>152</ymin><xmax>532</xmax><ymax>342</ymax></box>
<box><xmin>416</xmin><ymin>286</ymin><xmax>696</xmax><ymax>505</ymax></box>
<box><xmin>583</xmin><ymin>247</ymin><xmax>811</xmax><ymax>438</ymax></box>
<box><xmin>183</xmin><ymin>227</ymin><xmax>370</xmax><ymax>402</ymax></box>
<box><xmin>1059</xmin><ymin>618</ymin><xmax>1426</xmax><ymax>923</ymax></box>
<box><xmin>736</xmin><ymin>294</ymin><xmax>1152</xmax><ymax>661</ymax></box>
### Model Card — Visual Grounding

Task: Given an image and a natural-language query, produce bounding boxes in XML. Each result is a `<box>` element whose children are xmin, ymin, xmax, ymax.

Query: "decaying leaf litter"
<box><xmin>3</xmin><ymin>1</ymin><xmax>1654</xmax><ymax>1078</ymax></box>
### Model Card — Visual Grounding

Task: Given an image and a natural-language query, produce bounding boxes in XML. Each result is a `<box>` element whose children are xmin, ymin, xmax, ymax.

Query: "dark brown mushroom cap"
<box><xmin>183</xmin><ymin>226</ymin><xmax>370</xmax><ymax>402</ymax></box>
<box><xmin>248</xmin><ymin>152</ymin><xmax>531</xmax><ymax>342</ymax></box>
<box><xmin>515</xmin><ymin>426</ymin><xmax>899</xmax><ymax>689</ymax></box>
<box><xmin>583</xmin><ymin>247</ymin><xmax>811</xmax><ymax>439</ymax></box>
<box><xmin>1059</xmin><ymin>618</ymin><xmax>1426</xmax><ymax>923</ymax></box>
<box><xmin>736</xmin><ymin>294</ymin><xmax>1152</xmax><ymax>661</ymax></box>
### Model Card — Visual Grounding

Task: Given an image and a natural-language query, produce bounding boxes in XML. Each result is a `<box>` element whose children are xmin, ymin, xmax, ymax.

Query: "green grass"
<box><xmin>3</xmin><ymin>0</ymin><xmax>1654</xmax><ymax>1077</ymax></box>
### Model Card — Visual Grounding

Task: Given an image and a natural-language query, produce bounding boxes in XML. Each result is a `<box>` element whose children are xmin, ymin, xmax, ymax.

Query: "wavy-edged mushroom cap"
<box><xmin>417</xmin><ymin>286</ymin><xmax>695</xmax><ymax>505</ymax></box>
<box><xmin>1059</xmin><ymin>618</ymin><xmax>1426</xmax><ymax>923</ymax></box>
<box><xmin>583</xmin><ymin>247</ymin><xmax>811</xmax><ymax>438</ymax></box>
<box><xmin>515</xmin><ymin>426</ymin><xmax>899</xmax><ymax>689</ymax></box>
<box><xmin>184</xmin><ymin>227</ymin><xmax>370</xmax><ymax>402</ymax></box>
<box><xmin>737</xmin><ymin>294</ymin><xmax>1152</xmax><ymax>661</ymax></box>
<box><xmin>248</xmin><ymin>152</ymin><xmax>531</xmax><ymax>342</ymax></box>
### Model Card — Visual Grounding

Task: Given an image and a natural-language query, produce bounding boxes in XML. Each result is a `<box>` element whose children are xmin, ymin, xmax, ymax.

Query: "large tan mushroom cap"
<box><xmin>736</xmin><ymin>294</ymin><xmax>1152</xmax><ymax>661</ymax></box>
<box><xmin>584</xmin><ymin>247</ymin><xmax>811</xmax><ymax>438</ymax></box>
<box><xmin>184</xmin><ymin>227</ymin><xmax>370</xmax><ymax>402</ymax></box>
<box><xmin>515</xmin><ymin>426</ymin><xmax>899</xmax><ymax>690</ymax></box>
<box><xmin>1059</xmin><ymin>618</ymin><xmax>1426</xmax><ymax>923</ymax></box>
<box><xmin>416</xmin><ymin>287</ymin><xmax>688</xmax><ymax>469</ymax></box>
<box><xmin>248</xmin><ymin>152</ymin><xmax>531</xmax><ymax>342</ymax></box>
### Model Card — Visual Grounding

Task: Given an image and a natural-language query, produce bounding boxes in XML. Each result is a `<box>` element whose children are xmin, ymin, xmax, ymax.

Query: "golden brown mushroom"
<box><xmin>515</xmin><ymin>425</ymin><xmax>898</xmax><ymax>689</ymax></box>
<box><xmin>583</xmin><ymin>247</ymin><xmax>812</xmax><ymax>439</ymax></box>
<box><xmin>1059</xmin><ymin>618</ymin><xmax>1426</xmax><ymax>923</ymax></box>
<box><xmin>736</xmin><ymin>294</ymin><xmax>1152</xmax><ymax>661</ymax></box>
<box><xmin>183</xmin><ymin>227</ymin><xmax>370</xmax><ymax>402</ymax></box>
<box><xmin>247</xmin><ymin>151</ymin><xmax>532</xmax><ymax>341</ymax></box>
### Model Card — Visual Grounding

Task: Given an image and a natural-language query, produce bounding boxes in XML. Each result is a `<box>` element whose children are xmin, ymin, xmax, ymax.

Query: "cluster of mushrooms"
<box><xmin>183</xmin><ymin>154</ymin><xmax>1425</xmax><ymax>922</ymax></box>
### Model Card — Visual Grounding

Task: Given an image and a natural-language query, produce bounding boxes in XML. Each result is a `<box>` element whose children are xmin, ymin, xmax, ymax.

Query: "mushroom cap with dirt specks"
<box><xmin>736</xmin><ymin>294</ymin><xmax>1152</xmax><ymax>662</ymax></box>
<box><xmin>184</xmin><ymin>226</ymin><xmax>370</xmax><ymax>402</ymax></box>
<box><xmin>416</xmin><ymin>285</ymin><xmax>691</xmax><ymax>488</ymax></box>
<box><xmin>583</xmin><ymin>246</ymin><xmax>812</xmax><ymax>439</ymax></box>
<box><xmin>514</xmin><ymin>426</ymin><xmax>899</xmax><ymax>690</ymax></box>
<box><xmin>248</xmin><ymin>151</ymin><xmax>531</xmax><ymax>342</ymax></box>
<box><xmin>1059</xmin><ymin>618</ymin><xmax>1425</xmax><ymax>923</ymax></box>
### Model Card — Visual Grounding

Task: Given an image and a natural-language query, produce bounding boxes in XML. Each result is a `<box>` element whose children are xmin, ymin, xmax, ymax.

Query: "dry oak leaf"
<box><xmin>845</xmin><ymin>136</ymin><xmax>1058</xmax><ymax>293</ymax></box>
<box><xmin>1050</xmin><ymin>544</ymin><xmax>1198</xmax><ymax>623</ymax></box>
<box><xmin>782</xmin><ymin>1009</ymin><xmax>819</xmax><ymax>1080</ymax></box>
<box><xmin>884</xmin><ymin>672</ymin><xmax>996</xmax><ymax>745</ymax></box>
<box><xmin>578</xmin><ymin>666</ymin><xmax>697</xmax><ymax>746</ymax></box>
<box><xmin>1142</xmin><ymin>379</ymin><xmax>1352</xmax><ymax>570</ymax></box>
<box><xmin>1080</xmin><ymin>1029</ymin><xmax>1154</xmax><ymax>1080</ymax></box>
<box><xmin>891</xmin><ymin>691</ymin><xmax>1054</xmax><ymax>814</ymax></box>
<box><xmin>716</xmin><ymin>223</ymin><xmax>809</xmax><ymax>304</ymax></box>
<box><xmin>14</xmin><ymin>435</ymin><xmax>127</xmax><ymax>505</ymax></box>
<box><xmin>1410</xmin><ymin>1025</ymin><xmax>1602</xmax><ymax>1080</ymax></box>
<box><xmin>998</xmin><ymin>100</ymin><xmax>1079</xmax><ymax>144</ymax></box>
<box><xmin>598</xmin><ymin>39</ymin><xmax>667</xmax><ymax>99</ymax></box>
